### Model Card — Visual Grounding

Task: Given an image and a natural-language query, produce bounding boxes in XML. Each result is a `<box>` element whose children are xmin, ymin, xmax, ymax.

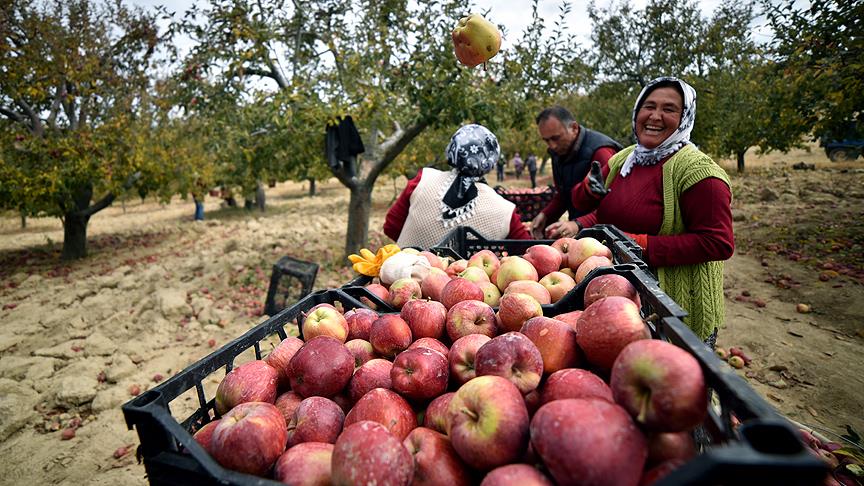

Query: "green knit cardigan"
<box><xmin>605</xmin><ymin>144</ymin><xmax>732</xmax><ymax>340</ymax></box>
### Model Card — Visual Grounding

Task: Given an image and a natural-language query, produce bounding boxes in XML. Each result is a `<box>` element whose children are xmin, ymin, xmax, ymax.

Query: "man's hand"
<box><xmin>587</xmin><ymin>160</ymin><xmax>609</xmax><ymax>197</ymax></box>
<box><xmin>530</xmin><ymin>212</ymin><xmax>547</xmax><ymax>239</ymax></box>
<box><xmin>544</xmin><ymin>220</ymin><xmax>581</xmax><ymax>239</ymax></box>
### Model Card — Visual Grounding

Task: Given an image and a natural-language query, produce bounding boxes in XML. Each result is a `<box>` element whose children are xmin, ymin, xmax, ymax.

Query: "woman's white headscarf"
<box><xmin>620</xmin><ymin>76</ymin><xmax>697</xmax><ymax>177</ymax></box>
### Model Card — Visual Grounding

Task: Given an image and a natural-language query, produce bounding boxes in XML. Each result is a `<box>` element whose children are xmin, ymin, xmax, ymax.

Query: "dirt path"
<box><xmin>0</xmin><ymin>148</ymin><xmax>862</xmax><ymax>485</ymax></box>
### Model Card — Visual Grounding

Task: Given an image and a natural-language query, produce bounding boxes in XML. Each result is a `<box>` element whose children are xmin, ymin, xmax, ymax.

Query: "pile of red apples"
<box><xmin>194</xmin><ymin>237</ymin><xmax>710</xmax><ymax>486</ymax></box>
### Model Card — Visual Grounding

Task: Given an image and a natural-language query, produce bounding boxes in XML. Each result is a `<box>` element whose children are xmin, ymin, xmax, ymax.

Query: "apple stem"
<box><xmin>637</xmin><ymin>391</ymin><xmax>651</xmax><ymax>424</ymax></box>
<box><xmin>460</xmin><ymin>407</ymin><xmax>479</xmax><ymax>421</ymax></box>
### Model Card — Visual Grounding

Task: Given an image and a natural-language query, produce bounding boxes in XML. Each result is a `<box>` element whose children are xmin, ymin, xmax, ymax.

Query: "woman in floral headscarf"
<box><xmin>570</xmin><ymin>77</ymin><xmax>734</xmax><ymax>345</ymax></box>
<box><xmin>384</xmin><ymin>124</ymin><xmax>531</xmax><ymax>249</ymax></box>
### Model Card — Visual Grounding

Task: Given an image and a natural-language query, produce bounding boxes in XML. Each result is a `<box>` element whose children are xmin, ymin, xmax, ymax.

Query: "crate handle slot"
<box><xmin>739</xmin><ymin>421</ymin><xmax>805</xmax><ymax>455</ymax></box>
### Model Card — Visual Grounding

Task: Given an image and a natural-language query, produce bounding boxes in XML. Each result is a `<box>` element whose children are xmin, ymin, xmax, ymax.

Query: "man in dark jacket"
<box><xmin>530</xmin><ymin>106</ymin><xmax>622</xmax><ymax>239</ymax></box>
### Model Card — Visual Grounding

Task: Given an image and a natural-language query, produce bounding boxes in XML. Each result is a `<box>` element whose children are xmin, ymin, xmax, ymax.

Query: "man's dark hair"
<box><xmin>536</xmin><ymin>106</ymin><xmax>576</xmax><ymax>125</ymax></box>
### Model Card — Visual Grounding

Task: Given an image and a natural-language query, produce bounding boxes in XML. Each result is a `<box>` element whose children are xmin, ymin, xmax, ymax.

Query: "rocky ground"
<box><xmin>0</xmin><ymin>147</ymin><xmax>861</xmax><ymax>485</ymax></box>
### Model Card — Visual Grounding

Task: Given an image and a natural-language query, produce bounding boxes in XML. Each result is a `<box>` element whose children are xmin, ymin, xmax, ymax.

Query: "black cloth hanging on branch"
<box><xmin>325</xmin><ymin>115</ymin><xmax>365</xmax><ymax>178</ymax></box>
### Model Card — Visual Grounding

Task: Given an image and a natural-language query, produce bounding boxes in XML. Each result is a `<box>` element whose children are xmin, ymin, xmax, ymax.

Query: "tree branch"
<box><xmin>367</xmin><ymin>117</ymin><xmax>431</xmax><ymax>183</ymax></box>
<box><xmin>81</xmin><ymin>172</ymin><xmax>141</xmax><ymax>218</ymax></box>
<box><xmin>0</xmin><ymin>105</ymin><xmax>26</xmax><ymax>125</ymax></box>
<box><xmin>14</xmin><ymin>99</ymin><xmax>44</xmax><ymax>136</ymax></box>
<box><xmin>241</xmin><ymin>66</ymin><xmax>282</xmax><ymax>83</ymax></box>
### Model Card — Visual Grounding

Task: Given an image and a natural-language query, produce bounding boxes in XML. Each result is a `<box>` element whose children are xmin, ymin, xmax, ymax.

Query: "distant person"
<box><xmin>384</xmin><ymin>124</ymin><xmax>531</xmax><ymax>248</ymax></box>
<box><xmin>530</xmin><ymin>106</ymin><xmax>622</xmax><ymax>239</ymax></box>
<box><xmin>511</xmin><ymin>152</ymin><xmax>524</xmax><ymax>180</ymax></box>
<box><xmin>526</xmin><ymin>153</ymin><xmax>538</xmax><ymax>188</ymax></box>
<box><xmin>570</xmin><ymin>76</ymin><xmax>733</xmax><ymax>345</ymax></box>
<box><xmin>496</xmin><ymin>151</ymin><xmax>506</xmax><ymax>182</ymax></box>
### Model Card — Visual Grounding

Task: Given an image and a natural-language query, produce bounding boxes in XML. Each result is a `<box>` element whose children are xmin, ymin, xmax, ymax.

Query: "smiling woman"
<box><xmin>567</xmin><ymin>76</ymin><xmax>734</xmax><ymax>344</ymax></box>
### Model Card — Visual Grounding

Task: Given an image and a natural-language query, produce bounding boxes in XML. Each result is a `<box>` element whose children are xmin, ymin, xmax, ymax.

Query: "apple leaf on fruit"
<box><xmin>833</xmin><ymin>448</ymin><xmax>864</xmax><ymax>465</ymax></box>
<box><xmin>845</xmin><ymin>464</ymin><xmax>863</xmax><ymax>477</ymax></box>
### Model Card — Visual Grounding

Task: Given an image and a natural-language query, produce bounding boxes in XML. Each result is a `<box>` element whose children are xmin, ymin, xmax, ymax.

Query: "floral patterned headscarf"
<box><xmin>620</xmin><ymin>76</ymin><xmax>697</xmax><ymax>177</ymax></box>
<box><xmin>440</xmin><ymin>124</ymin><xmax>500</xmax><ymax>225</ymax></box>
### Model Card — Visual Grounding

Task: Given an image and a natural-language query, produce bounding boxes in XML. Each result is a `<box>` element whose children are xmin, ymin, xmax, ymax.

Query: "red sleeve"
<box><xmin>507</xmin><ymin>210</ymin><xmax>532</xmax><ymax>239</ymax></box>
<box><xmin>383</xmin><ymin>169</ymin><xmax>423</xmax><ymax>242</ymax></box>
<box><xmin>541</xmin><ymin>190</ymin><xmax>566</xmax><ymax>222</ymax></box>
<box><xmin>646</xmin><ymin>177</ymin><xmax>734</xmax><ymax>267</ymax></box>
<box><xmin>576</xmin><ymin>211</ymin><xmax>598</xmax><ymax>230</ymax></box>
<box><xmin>570</xmin><ymin>146</ymin><xmax>617</xmax><ymax>212</ymax></box>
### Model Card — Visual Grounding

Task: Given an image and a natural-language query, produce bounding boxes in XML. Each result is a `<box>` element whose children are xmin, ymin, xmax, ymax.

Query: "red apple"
<box><xmin>332</xmin><ymin>420</ymin><xmax>414</xmax><ymax>486</ymax></box>
<box><xmin>389</xmin><ymin>277</ymin><xmax>423</xmax><ymax>309</ymax></box>
<box><xmin>215</xmin><ymin>360</ymin><xmax>279</xmax><ymax>415</ymax></box>
<box><xmin>288</xmin><ymin>336</ymin><xmax>354</xmax><ymax>398</ymax></box>
<box><xmin>523</xmin><ymin>244</ymin><xmax>563</xmax><ymax>278</ymax></box>
<box><xmin>519</xmin><ymin>316</ymin><xmax>581</xmax><ymax>373</ymax></box>
<box><xmin>361</xmin><ymin>283</ymin><xmax>390</xmax><ymax>310</ymax></box>
<box><xmin>480</xmin><ymin>463</ymin><xmax>554</xmax><ymax>486</ymax></box>
<box><xmin>420</xmin><ymin>251</ymin><xmax>446</xmax><ymax>270</ymax></box>
<box><xmin>344</xmin><ymin>387</ymin><xmax>418</xmax><ymax>441</ymax></box>
<box><xmin>559</xmin><ymin>267</ymin><xmax>577</xmax><ymax>279</ymax></box>
<box><xmin>192</xmin><ymin>419</ymin><xmax>220</xmax><ymax>455</ymax></box>
<box><xmin>552</xmin><ymin>310</ymin><xmax>583</xmax><ymax>329</ymax></box>
<box><xmin>446</xmin><ymin>375</ymin><xmax>530</xmax><ymax>471</ymax></box>
<box><xmin>286</xmin><ymin>396</ymin><xmax>345</xmax><ymax>447</ymax></box>
<box><xmin>531</xmin><ymin>398</ymin><xmax>647</xmax><ymax>486</ymax></box>
<box><xmin>523</xmin><ymin>389</ymin><xmax>543</xmax><ymax>417</ymax></box>
<box><xmin>584</xmin><ymin>273</ymin><xmax>641</xmax><ymax>308</ymax></box>
<box><xmin>550</xmin><ymin>237</ymin><xmax>579</xmax><ymax>263</ymax></box>
<box><xmin>448</xmin><ymin>333</ymin><xmax>492</xmax><ymax>385</ymax></box>
<box><xmin>610</xmin><ymin>339</ymin><xmax>708</xmax><ymax>432</ymax></box>
<box><xmin>401</xmin><ymin>299</ymin><xmax>447</xmax><ymax>340</ymax></box>
<box><xmin>404</xmin><ymin>427</ymin><xmax>474</xmax><ymax>486</ymax></box>
<box><xmin>302</xmin><ymin>303</ymin><xmax>349</xmax><ymax>342</ymax></box>
<box><xmin>575</xmin><ymin>296</ymin><xmax>650</xmax><ymax>371</ymax></box>
<box><xmin>496</xmin><ymin>256</ymin><xmax>539</xmax><ymax>292</ymax></box>
<box><xmin>344</xmin><ymin>308</ymin><xmax>379</xmax><ymax>341</ymax></box>
<box><xmin>459</xmin><ymin>265</ymin><xmax>491</xmax><ymax>284</ymax></box>
<box><xmin>467</xmin><ymin>249</ymin><xmax>501</xmax><ymax>278</ymax></box>
<box><xmin>423</xmin><ymin>392</ymin><xmax>455</xmax><ymax>434</ymax></box>
<box><xmin>567</xmin><ymin>237</ymin><xmax>613</xmax><ymax>270</ymax></box>
<box><xmin>391</xmin><ymin>347</ymin><xmax>450</xmax><ymax>401</ymax></box>
<box><xmin>421</xmin><ymin>268</ymin><xmax>451</xmax><ymax>303</ymax></box>
<box><xmin>369</xmin><ymin>314</ymin><xmax>413</xmax><ymax>358</ymax></box>
<box><xmin>540</xmin><ymin>272</ymin><xmax>577</xmax><ymax>304</ymax></box>
<box><xmin>446</xmin><ymin>259</ymin><xmax>469</xmax><ymax>277</ymax></box>
<box><xmin>345</xmin><ymin>338</ymin><xmax>376</xmax><ymax>368</ymax></box>
<box><xmin>646</xmin><ymin>431</ymin><xmax>697</xmax><ymax>466</ymax></box>
<box><xmin>348</xmin><ymin>358</ymin><xmax>393</xmax><ymax>404</ymax></box>
<box><xmin>274</xmin><ymin>391</ymin><xmax>304</xmax><ymax>426</ymax></box>
<box><xmin>639</xmin><ymin>459</ymin><xmax>687</xmax><ymax>486</ymax></box>
<box><xmin>209</xmin><ymin>401</ymin><xmax>288</xmax><ymax>476</ymax></box>
<box><xmin>273</xmin><ymin>442</ymin><xmax>333</xmax><ymax>486</ymax></box>
<box><xmin>475</xmin><ymin>332</ymin><xmax>543</xmax><ymax>395</ymax></box>
<box><xmin>441</xmin><ymin>277</ymin><xmax>484</xmax><ymax>309</ymax></box>
<box><xmin>408</xmin><ymin>337</ymin><xmax>449</xmax><ymax>358</ymax></box>
<box><xmin>478</xmin><ymin>281</ymin><xmax>502</xmax><ymax>307</ymax></box>
<box><xmin>539</xmin><ymin>368</ymin><xmax>612</xmax><ymax>404</ymax></box>
<box><xmin>496</xmin><ymin>292</ymin><xmax>543</xmax><ymax>333</ymax></box>
<box><xmin>503</xmin><ymin>280</ymin><xmax>551</xmax><ymax>305</ymax></box>
<box><xmin>263</xmin><ymin>337</ymin><xmax>304</xmax><ymax>391</ymax></box>
<box><xmin>446</xmin><ymin>299</ymin><xmax>498</xmax><ymax>341</ymax></box>
<box><xmin>574</xmin><ymin>255</ymin><xmax>613</xmax><ymax>283</ymax></box>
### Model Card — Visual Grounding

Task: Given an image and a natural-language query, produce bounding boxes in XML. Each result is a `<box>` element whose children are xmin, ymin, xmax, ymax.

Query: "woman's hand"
<box><xmin>545</xmin><ymin>220</ymin><xmax>581</xmax><ymax>239</ymax></box>
<box><xmin>530</xmin><ymin>212</ymin><xmax>547</xmax><ymax>239</ymax></box>
<box><xmin>587</xmin><ymin>160</ymin><xmax>609</xmax><ymax>198</ymax></box>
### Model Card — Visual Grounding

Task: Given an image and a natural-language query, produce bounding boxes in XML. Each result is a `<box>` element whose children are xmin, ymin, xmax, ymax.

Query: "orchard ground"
<box><xmin>0</xmin><ymin>145</ymin><xmax>862</xmax><ymax>484</ymax></box>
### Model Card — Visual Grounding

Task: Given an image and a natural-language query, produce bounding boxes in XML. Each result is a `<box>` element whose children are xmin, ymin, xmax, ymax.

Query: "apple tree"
<box><xmin>0</xmin><ymin>0</ymin><xmax>175</xmax><ymax>259</ymax></box>
<box><xmin>173</xmin><ymin>0</ymin><xmax>583</xmax><ymax>257</ymax></box>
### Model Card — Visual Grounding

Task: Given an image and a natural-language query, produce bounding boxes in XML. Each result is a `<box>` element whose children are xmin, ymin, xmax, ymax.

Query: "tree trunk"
<box><xmin>256</xmin><ymin>183</ymin><xmax>266</xmax><ymax>211</ymax></box>
<box><xmin>737</xmin><ymin>150</ymin><xmax>746</xmax><ymax>173</ymax></box>
<box><xmin>345</xmin><ymin>182</ymin><xmax>373</xmax><ymax>259</ymax></box>
<box><xmin>308</xmin><ymin>178</ymin><xmax>316</xmax><ymax>196</ymax></box>
<box><xmin>20</xmin><ymin>211</ymin><xmax>26</xmax><ymax>229</ymax></box>
<box><xmin>62</xmin><ymin>211</ymin><xmax>90</xmax><ymax>260</ymax></box>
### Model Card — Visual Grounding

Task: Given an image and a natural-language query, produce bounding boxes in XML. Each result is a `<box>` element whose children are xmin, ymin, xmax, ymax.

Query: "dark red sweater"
<box><xmin>572</xmin><ymin>159</ymin><xmax>734</xmax><ymax>267</ymax></box>
<box><xmin>384</xmin><ymin>169</ymin><xmax>532</xmax><ymax>242</ymax></box>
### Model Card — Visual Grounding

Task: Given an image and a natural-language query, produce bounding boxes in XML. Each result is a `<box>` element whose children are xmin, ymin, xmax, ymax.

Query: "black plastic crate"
<box><xmin>123</xmin><ymin>269</ymin><xmax>825</xmax><ymax>485</ymax></box>
<box><xmin>494</xmin><ymin>185</ymin><xmax>557</xmax><ymax>222</ymax></box>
